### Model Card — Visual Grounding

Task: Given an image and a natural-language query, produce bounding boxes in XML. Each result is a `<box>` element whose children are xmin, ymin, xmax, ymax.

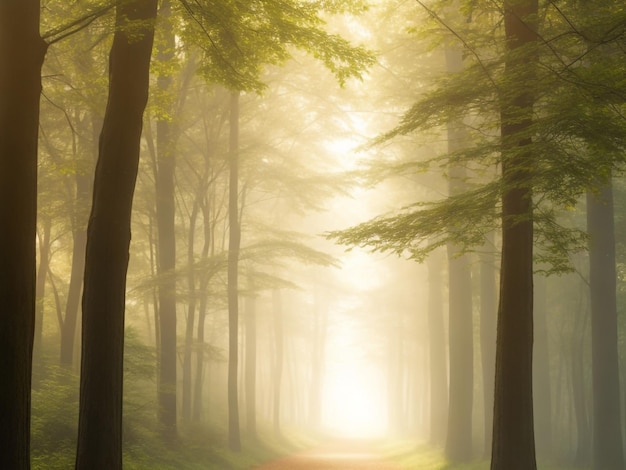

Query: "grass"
<box><xmin>382</xmin><ymin>440</ymin><xmax>584</xmax><ymax>470</ymax></box>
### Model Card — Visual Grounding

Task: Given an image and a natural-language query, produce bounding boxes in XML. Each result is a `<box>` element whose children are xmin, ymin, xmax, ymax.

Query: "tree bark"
<box><xmin>587</xmin><ymin>180</ymin><xmax>624</xmax><ymax>470</ymax></box>
<box><xmin>60</xmin><ymin>169</ymin><xmax>90</xmax><ymax>368</ymax></box>
<box><xmin>443</xmin><ymin>45</ymin><xmax>473</xmax><ymax>462</ymax></box>
<box><xmin>491</xmin><ymin>2</ymin><xmax>538</xmax><ymax>468</ymax></box>
<box><xmin>0</xmin><ymin>1</ymin><xmax>47</xmax><ymax>467</ymax></box>
<box><xmin>533</xmin><ymin>274</ymin><xmax>552</xmax><ymax>458</ymax></box>
<box><xmin>34</xmin><ymin>217</ymin><xmax>52</xmax><ymax>387</ymax></box>
<box><xmin>155</xmin><ymin>0</ymin><xmax>178</xmax><ymax>436</ymax></box>
<box><xmin>75</xmin><ymin>1</ymin><xmax>157</xmax><ymax>468</ymax></box>
<box><xmin>427</xmin><ymin>250</ymin><xmax>448</xmax><ymax>444</ymax></box>
<box><xmin>479</xmin><ymin>235</ymin><xmax>497</xmax><ymax>457</ymax></box>
<box><xmin>227</xmin><ymin>91</ymin><xmax>242</xmax><ymax>451</ymax></box>
<box><xmin>273</xmin><ymin>289</ymin><xmax>285</xmax><ymax>437</ymax></box>
<box><xmin>244</xmin><ymin>277</ymin><xmax>258</xmax><ymax>439</ymax></box>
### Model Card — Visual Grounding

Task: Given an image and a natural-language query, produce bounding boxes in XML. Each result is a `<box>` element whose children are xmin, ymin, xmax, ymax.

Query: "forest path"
<box><xmin>255</xmin><ymin>438</ymin><xmax>402</xmax><ymax>469</ymax></box>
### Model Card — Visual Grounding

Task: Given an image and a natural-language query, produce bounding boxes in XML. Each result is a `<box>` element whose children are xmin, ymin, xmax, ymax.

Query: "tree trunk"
<box><xmin>587</xmin><ymin>180</ymin><xmax>624</xmax><ymax>469</ymax></box>
<box><xmin>155</xmin><ymin>0</ymin><xmax>178</xmax><ymax>437</ymax></box>
<box><xmin>244</xmin><ymin>277</ymin><xmax>258</xmax><ymax>439</ymax></box>
<box><xmin>533</xmin><ymin>274</ymin><xmax>552</xmax><ymax>458</ymax></box>
<box><xmin>60</xmin><ymin>169</ymin><xmax>90</xmax><ymax>368</ymax></box>
<box><xmin>427</xmin><ymin>250</ymin><xmax>448</xmax><ymax>444</ymax></box>
<box><xmin>445</xmin><ymin>243</ymin><xmax>473</xmax><ymax>462</ymax></box>
<box><xmin>0</xmin><ymin>1</ymin><xmax>47</xmax><ymax>467</ymax></box>
<box><xmin>570</xmin><ymin>299</ymin><xmax>590</xmax><ymax>466</ymax></box>
<box><xmin>491</xmin><ymin>2</ymin><xmax>538</xmax><ymax>468</ymax></box>
<box><xmin>75</xmin><ymin>1</ymin><xmax>156</xmax><ymax>468</ymax></box>
<box><xmin>34</xmin><ymin>217</ymin><xmax>52</xmax><ymax>387</ymax></box>
<box><xmin>443</xmin><ymin>45</ymin><xmax>473</xmax><ymax>462</ymax></box>
<box><xmin>309</xmin><ymin>288</ymin><xmax>328</xmax><ymax>430</ymax></box>
<box><xmin>227</xmin><ymin>91</ymin><xmax>242</xmax><ymax>451</ymax></box>
<box><xmin>479</xmin><ymin>234</ymin><xmax>497</xmax><ymax>457</ymax></box>
<box><xmin>273</xmin><ymin>289</ymin><xmax>284</xmax><ymax>437</ymax></box>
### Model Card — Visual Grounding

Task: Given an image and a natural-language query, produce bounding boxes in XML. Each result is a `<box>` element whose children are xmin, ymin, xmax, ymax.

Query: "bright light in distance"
<box><xmin>322</xmin><ymin>358</ymin><xmax>386</xmax><ymax>437</ymax></box>
<box><xmin>321</xmin><ymin>314</ymin><xmax>387</xmax><ymax>438</ymax></box>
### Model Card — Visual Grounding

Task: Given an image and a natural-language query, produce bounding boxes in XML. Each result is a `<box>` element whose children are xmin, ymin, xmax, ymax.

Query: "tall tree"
<box><xmin>587</xmin><ymin>178</ymin><xmax>624</xmax><ymax>470</ymax></box>
<box><xmin>227</xmin><ymin>91</ymin><xmax>242</xmax><ymax>451</ymax></box>
<box><xmin>444</xmin><ymin>44</ymin><xmax>473</xmax><ymax>463</ymax></box>
<box><xmin>479</xmin><ymin>233</ymin><xmax>497</xmax><ymax>456</ymax></box>
<box><xmin>426</xmin><ymin>250</ymin><xmax>448</xmax><ymax>444</ymax></box>
<box><xmin>491</xmin><ymin>1</ymin><xmax>538</xmax><ymax>468</ymax></box>
<box><xmin>154</xmin><ymin>0</ymin><xmax>178</xmax><ymax>438</ymax></box>
<box><xmin>0</xmin><ymin>0</ymin><xmax>47</xmax><ymax>467</ymax></box>
<box><xmin>75</xmin><ymin>0</ymin><xmax>157</xmax><ymax>467</ymax></box>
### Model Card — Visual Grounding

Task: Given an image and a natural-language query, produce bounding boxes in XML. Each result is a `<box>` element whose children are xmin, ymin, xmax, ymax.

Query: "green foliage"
<box><xmin>177</xmin><ymin>0</ymin><xmax>374</xmax><ymax>91</ymax></box>
<box><xmin>329</xmin><ymin>0</ymin><xmax>626</xmax><ymax>273</ymax></box>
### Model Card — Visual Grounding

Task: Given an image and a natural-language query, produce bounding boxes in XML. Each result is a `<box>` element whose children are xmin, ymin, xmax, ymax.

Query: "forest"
<box><xmin>1</xmin><ymin>0</ymin><xmax>626</xmax><ymax>469</ymax></box>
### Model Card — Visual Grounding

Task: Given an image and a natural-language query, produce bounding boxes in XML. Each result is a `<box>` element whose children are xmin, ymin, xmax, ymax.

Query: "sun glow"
<box><xmin>320</xmin><ymin>301</ymin><xmax>388</xmax><ymax>438</ymax></box>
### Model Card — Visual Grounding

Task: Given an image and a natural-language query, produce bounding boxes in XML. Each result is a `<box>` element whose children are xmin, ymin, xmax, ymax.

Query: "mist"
<box><xmin>2</xmin><ymin>1</ymin><xmax>626</xmax><ymax>469</ymax></box>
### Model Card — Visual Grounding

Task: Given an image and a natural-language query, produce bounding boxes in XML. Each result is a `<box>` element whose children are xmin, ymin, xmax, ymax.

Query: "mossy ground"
<box><xmin>382</xmin><ymin>440</ymin><xmax>583</xmax><ymax>470</ymax></box>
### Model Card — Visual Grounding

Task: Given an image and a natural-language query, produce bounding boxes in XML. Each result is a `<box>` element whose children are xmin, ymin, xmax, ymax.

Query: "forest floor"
<box><xmin>254</xmin><ymin>438</ymin><xmax>401</xmax><ymax>469</ymax></box>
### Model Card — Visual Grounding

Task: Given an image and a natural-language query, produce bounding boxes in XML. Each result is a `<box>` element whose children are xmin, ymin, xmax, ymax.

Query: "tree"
<box><xmin>154</xmin><ymin>0</ymin><xmax>178</xmax><ymax>439</ymax></box>
<box><xmin>443</xmin><ymin>45</ymin><xmax>473</xmax><ymax>463</ymax></box>
<box><xmin>0</xmin><ymin>0</ymin><xmax>47</xmax><ymax>467</ymax></box>
<box><xmin>227</xmin><ymin>91</ymin><xmax>242</xmax><ymax>451</ymax></box>
<box><xmin>75</xmin><ymin>0</ymin><xmax>157</xmax><ymax>467</ymax></box>
<box><xmin>490</xmin><ymin>1</ymin><xmax>538</xmax><ymax>468</ymax></box>
<box><xmin>587</xmin><ymin>178</ymin><xmax>624</xmax><ymax>469</ymax></box>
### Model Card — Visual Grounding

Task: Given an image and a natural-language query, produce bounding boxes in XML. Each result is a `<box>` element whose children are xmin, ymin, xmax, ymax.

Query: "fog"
<box><xmin>3</xmin><ymin>1</ymin><xmax>626</xmax><ymax>469</ymax></box>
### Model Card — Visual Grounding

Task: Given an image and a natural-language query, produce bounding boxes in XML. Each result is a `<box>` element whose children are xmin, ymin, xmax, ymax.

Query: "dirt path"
<box><xmin>255</xmin><ymin>439</ymin><xmax>401</xmax><ymax>469</ymax></box>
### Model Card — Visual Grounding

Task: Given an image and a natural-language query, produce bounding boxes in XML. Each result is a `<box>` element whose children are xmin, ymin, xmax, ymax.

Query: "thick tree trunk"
<box><xmin>0</xmin><ymin>1</ymin><xmax>47</xmax><ymax>467</ymax></box>
<box><xmin>155</xmin><ymin>0</ymin><xmax>178</xmax><ymax>436</ymax></box>
<box><xmin>587</xmin><ymin>180</ymin><xmax>624</xmax><ymax>470</ymax></box>
<box><xmin>479</xmin><ymin>235</ymin><xmax>497</xmax><ymax>457</ymax></box>
<box><xmin>427</xmin><ymin>251</ymin><xmax>448</xmax><ymax>444</ymax></box>
<box><xmin>227</xmin><ymin>91</ymin><xmax>242</xmax><ymax>451</ymax></box>
<box><xmin>491</xmin><ymin>2</ymin><xmax>538</xmax><ymax>468</ymax></box>
<box><xmin>75</xmin><ymin>1</ymin><xmax>156</xmax><ymax>468</ymax></box>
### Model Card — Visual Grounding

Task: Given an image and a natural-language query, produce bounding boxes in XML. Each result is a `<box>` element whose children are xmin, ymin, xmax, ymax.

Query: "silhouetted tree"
<box><xmin>491</xmin><ymin>1</ymin><xmax>538</xmax><ymax>468</ymax></box>
<box><xmin>0</xmin><ymin>1</ymin><xmax>47</xmax><ymax>467</ymax></box>
<box><xmin>75</xmin><ymin>0</ymin><xmax>157</xmax><ymax>468</ymax></box>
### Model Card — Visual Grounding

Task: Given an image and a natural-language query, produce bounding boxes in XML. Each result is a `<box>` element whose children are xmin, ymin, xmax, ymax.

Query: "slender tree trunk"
<box><xmin>480</xmin><ymin>234</ymin><xmax>497</xmax><ymax>457</ymax></box>
<box><xmin>34</xmin><ymin>217</ymin><xmax>52</xmax><ymax>387</ymax></box>
<box><xmin>0</xmin><ymin>1</ymin><xmax>47</xmax><ymax>467</ymax></box>
<box><xmin>155</xmin><ymin>0</ymin><xmax>178</xmax><ymax>437</ymax></box>
<box><xmin>273</xmin><ymin>289</ymin><xmax>284</xmax><ymax>437</ymax></box>
<box><xmin>444</xmin><ymin>45</ymin><xmax>473</xmax><ymax>461</ymax></box>
<box><xmin>570</xmin><ymin>299</ymin><xmax>590</xmax><ymax>466</ymax></box>
<box><xmin>427</xmin><ymin>250</ymin><xmax>448</xmax><ymax>444</ymax></box>
<box><xmin>227</xmin><ymin>91</ymin><xmax>242</xmax><ymax>451</ymax></box>
<box><xmin>587</xmin><ymin>179</ymin><xmax>624</xmax><ymax>470</ymax></box>
<box><xmin>75</xmin><ymin>1</ymin><xmax>156</xmax><ymax>468</ymax></box>
<box><xmin>192</xmin><ymin>199</ymin><xmax>213</xmax><ymax>422</ymax></box>
<box><xmin>387</xmin><ymin>307</ymin><xmax>403</xmax><ymax>434</ymax></box>
<box><xmin>445</xmin><ymin>242</ymin><xmax>473</xmax><ymax>462</ymax></box>
<box><xmin>309</xmin><ymin>289</ymin><xmax>328</xmax><ymax>430</ymax></box>
<box><xmin>60</xmin><ymin>170</ymin><xmax>90</xmax><ymax>368</ymax></box>
<box><xmin>533</xmin><ymin>274</ymin><xmax>552</xmax><ymax>458</ymax></box>
<box><xmin>491</xmin><ymin>2</ymin><xmax>538</xmax><ymax>468</ymax></box>
<box><xmin>245</xmin><ymin>277</ymin><xmax>258</xmax><ymax>439</ymax></box>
